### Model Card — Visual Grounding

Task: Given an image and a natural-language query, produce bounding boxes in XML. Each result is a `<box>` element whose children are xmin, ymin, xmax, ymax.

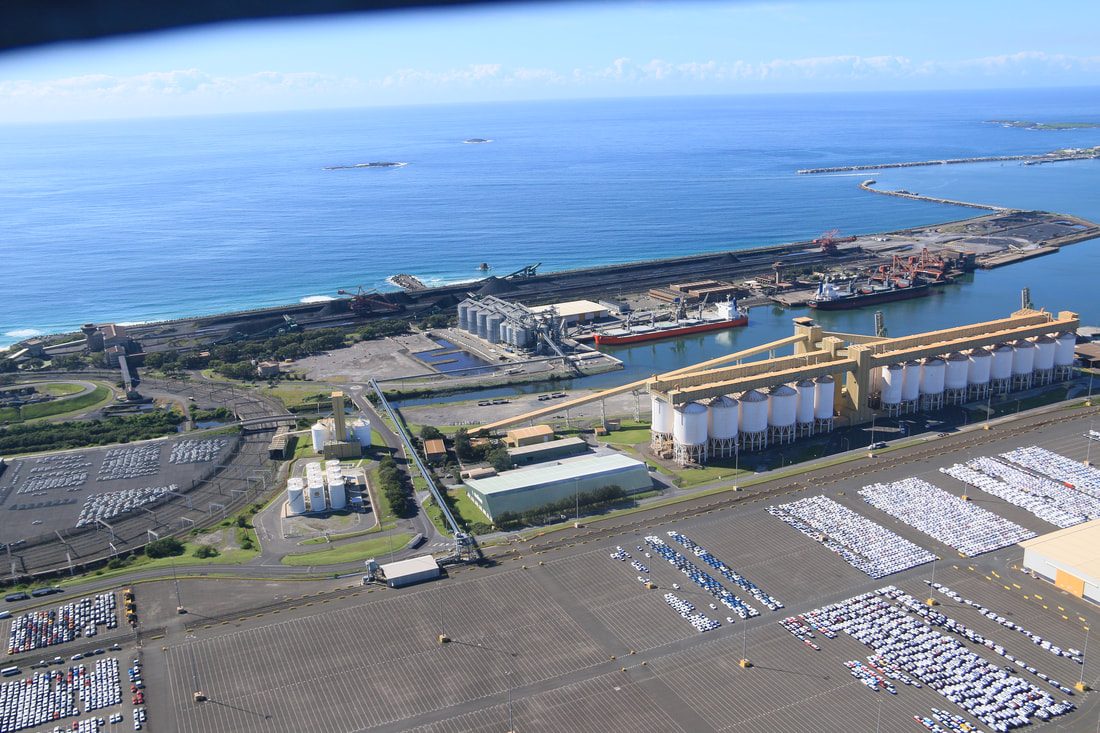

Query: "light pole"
<box><xmin>985</xmin><ymin>391</ymin><xmax>993</xmax><ymax>427</ymax></box>
<box><xmin>733</xmin><ymin>445</ymin><xmax>739</xmax><ymax>491</ymax></box>
<box><xmin>870</xmin><ymin>413</ymin><xmax>877</xmax><ymax>447</ymax></box>
<box><xmin>1078</xmin><ymin>625</ymin><xmax>1090</xmax><ymax>692</ymax></box>
<box><xmin>926</xmin><ymin>557</ymin><xmax>938</xmax><ymax>606</ymax></box>
<box><xmin>1088</xmin><ymin>422</ymin><xmax>1095</xmax><ymax>468</ymax></box>
<box><xmin>171</xmin><ymin>556</ymin><xmax>184</xmax><ymax>614</ymax></box>
<box><xmin>740</xmin><ymin>617</ymin><xmax>751</xmax><ymax>668</ymax></box>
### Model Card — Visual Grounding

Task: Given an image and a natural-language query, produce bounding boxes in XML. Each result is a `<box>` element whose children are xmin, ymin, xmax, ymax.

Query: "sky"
<box><xmin>0</xmin><ymin>0</ymin><xmax>1098</xmax><ymax>122</ymax></box>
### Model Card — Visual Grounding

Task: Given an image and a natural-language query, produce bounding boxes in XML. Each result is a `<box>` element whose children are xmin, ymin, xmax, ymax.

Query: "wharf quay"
<box><xmin>859</xmin><ymin>179</ymin><xmax>1010</xmax><ymax>211</ymax></box>
<box><xmin>797</xmin><ymin>147</ymin><xmax>1100</xmax><ymax>174</ymax></box>
<box><xmin>122</xmin><ymin>210</ymin><xmax>1099</xmax><ymax>350</ymax></box>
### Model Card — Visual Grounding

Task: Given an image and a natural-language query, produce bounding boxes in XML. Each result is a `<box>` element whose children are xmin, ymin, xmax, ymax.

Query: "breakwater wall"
<box><xmin>858</xmin><ymin>179</ymin><xmax>1010</xmax><ymax>212</ymax></box>
<box><xmin>798</xmin><ymin>150</ymin><xmax>1099</xmax><ymax>175</ymax></box>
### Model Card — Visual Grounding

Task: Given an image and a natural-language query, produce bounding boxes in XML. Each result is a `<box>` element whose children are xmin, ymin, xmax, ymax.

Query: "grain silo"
<box><xmin>672</xmin><ymin>401</ymin><xmax>709</xmax><ymax>465</ymax></box>
<box><xmin>706</xmin><ymin>395</ymin><xmax>739</xmax><ymax>459</ymax></box>
<box><xmin>738</xmin><ymin>389</ymin><xmax>768</xmax><ymax>451</ymax></box>
<box><xmin>1032</xmin><ymin>335</ymin><xmax>1056</xmax><ymax>385</ymax></box>
<box><xmin>900</xmin><ymin>360</ymin><xmax>921</xmax><ymax>411</ymax></box>
<box><xmin>650</xmin><ymin>394</ymin><xmax>674</xmax><ymax>454</ymax></box>
<box><xmin>1054</xmin><ymin>331</ymin><xmax>1077</xmax><ymax>380</ymax></box>
<box><xmin>813</xmin><ymin>375</ymin><xmax>835</xmax><ymax>432</ymax></box>
<box><xmin>310</xmin><ymin>422</ymin><xmax>331</xmax><ymax>452</ymax></box>
<box><xmin>944</xmin><ymin>352</ymin><xmax>969</xmax><ymax>404</ymax></box>
<box><xmin>795</xmin><ymin>379</ymin><xmax>816</xmax><ymax>437</ymax></box>
<box><xmin>967</xmin><ymin>347</ymin><xmax>991</xmax><ymax>399</ymax></box>
<box><xmin>766</xmin><ymin>384</ymin><xmax>797</xmax><ymax>445</ymax></box>
<box><xmin>990</xmin><ymin>343</ymin><xmax>1014</xmax><ymax>395</ymax></box>
<box><xmin>287</xmin><ymin>478</ymin><xmax>307</xmax><ymax>516</ymax></box>
<box><xmin>919</xmin><ymin>357</ymin><xmax>946</xmax><ymax>410</ymax></box>
<box><xmin>881</xmin><ymin>363</ymin><xmax>905</xmax><ymax>415</ymax></box>
<box><xmin>1012</xmin><ymin>338</ymin><xmax>1035</xmax><ymax>391</ymax></box>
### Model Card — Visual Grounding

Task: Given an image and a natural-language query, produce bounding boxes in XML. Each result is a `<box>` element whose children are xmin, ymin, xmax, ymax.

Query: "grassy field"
<box><xmin>19</xmin><ymin>385</ymin><xmax>112</xmax><ymax>421</ymax></box>
<box><xmin>37</xmin><ymin>383</ymin><xmax>84</xmax><ymax>397</ymax></box>
<box><xmin>281</xmin><ymin>533</ymin><xmax>414</xmax><ymax>566</ymax></box>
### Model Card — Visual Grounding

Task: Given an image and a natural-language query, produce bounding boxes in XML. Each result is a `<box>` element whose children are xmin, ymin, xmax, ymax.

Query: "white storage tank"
<box><xmin>1012</xmin><ymin>339</ymin><xmax>1035</xmax><ymax>375</ymax></box>
<box><xmin>351</xmin><ymin>419</ymin><xmax>372</xmax><ymax>448</ymax></box>
<box><xmin>328</xmin><ymin>480</ymin><xmax>347</xmax><ymax>510</ymax></box>
<box><xmin>919</xmin><ymin>357</ymin><xmax>946</xmax><ymax>395</ymax></box>
<box><xmin>968</xmin><ymin>347</ymin><xmax>991</xmax><ymax>387</ymax></box>
<box><xmin>308</xmin><ymin>484</ymin><xmax>327</xmax><ymax>512</ymax></box>
<box><xmin>651</xmin><ymin>395</ymin><xmax>674</xmax><ymax>435</ymax></box>
<box><xmin>673</xmin><ymin>402</ymin><xmax>709</xmax><ymax>447</ymax></box>
<box><xmin>767</xmin><ymin>384</ymin><xmax>797</xmax><ymax>444</ymax></box>
<box><xmin>706</xmin><ymin>395</ymin><xmax>739</xmax><ymax>441</ymax></box>
<box><xmin>795</xmin><ymin>379</ymin><xmax>816</xmax><ymax>423</ymax></box>
<box><xmin>990</xmin><ymin>343</ymin><xmax>1014</xmax><ymax>380</ymax></box>
<box><xmin>1033</xmin><ymin>335</ymin><xmax>1056</xmax><ymax>371</ymax></box>
<box><xmin>814</xmin><ymin>375</ymin><xmax>835</xmax><ymax>422</ymax></box>
<box><xmin>945</xmin><ymin>352</ymin><xmax>969</xmax><ymax>391</ymax></box>
<box><xmin>901</xmin><ymin>360</ymin><xmax>921</xmax><ymax>403</ymax></box>
<box><xmin>1054</xmin><ymin>331</ymin><xmax>1076</xmax><ymax>371</ymax></box>
<box><xmin>738</xmin><ymin>389</ymin><xmax>768</xmax><ymax>430</ymax></box>
<box><xmin>287</xmin><ymin>480</ymin><xmax>306</xmax><ymax>516</ymax></box>
<box><xmin>881</xmin><ymin>363</ymin><xmax>904</xmax><ymax>408</ymax></box>
<box><xmin>310</xmin><ymin>422</ymin><xmax>330</xmax><ymax>452</ymax></box>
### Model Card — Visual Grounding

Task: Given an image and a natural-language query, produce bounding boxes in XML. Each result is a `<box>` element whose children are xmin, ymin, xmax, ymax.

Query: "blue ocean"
<box><xmin>2</xmin><ymin>87</ymin><xmax>1099</xmax><ymax>349</ymax></box>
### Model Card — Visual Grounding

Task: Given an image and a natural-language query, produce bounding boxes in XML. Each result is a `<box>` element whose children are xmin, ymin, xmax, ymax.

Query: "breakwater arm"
<box><xmin>858</xmin><ymin>179</ymin><xmax>1011</xmax><ymax>212</ymax></box>
<box><xmin>798</xmin><ymin>147</ymin><xmax>1099</xmax><ymax>174</ymax></box>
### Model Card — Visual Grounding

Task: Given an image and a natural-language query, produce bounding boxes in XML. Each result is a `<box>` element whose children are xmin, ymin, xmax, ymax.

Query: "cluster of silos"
<box><xmin>877</xmin><ymin>331</ymin><xmax>1078</xmax><ymax>414</ymax></box>
<box><xmin>305</xmin><ymin>462</ymin><xmax>327</xmax><ymax>512</ymax></box>
<box><xmin>325</xmin><ymin>460</ymin><xmax>347</xmax><ymax>510</ymax></box>
<box><xmin>457</xmin><ymin>296</ymin><xmax>537</xmax><ymax>349</ymax></box>
<box><xmin>653</xmin><ymin>378</ymin><xmax>836</xmax><ymax>465</ymax></box>
<box><xmin>350</xmin><ymin>418</ymin><xmax>372</xmax><ymax>448</ymax></box>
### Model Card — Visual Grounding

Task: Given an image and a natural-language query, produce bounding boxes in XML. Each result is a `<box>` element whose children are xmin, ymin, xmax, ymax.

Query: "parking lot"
<box><xmin>93</xmin><ymin>411</ymin><xmax>1100</xmax><ymax>730</ymax></box>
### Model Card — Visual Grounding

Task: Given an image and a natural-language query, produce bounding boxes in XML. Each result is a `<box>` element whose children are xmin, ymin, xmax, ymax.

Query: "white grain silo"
<box><xmin>287</xmin><ymin>478</ymin><xmax>306</xmax><ymax>516</ymax></box>
<box><xmin>650</xmin><ymin>394</ymin><xmax>674</xmax><ymax>454</ymax></box>
<box><xmin>990</xmin><ymin>343</ymin><xmax>1014</xmax><ymax>395</ymax></box>
<box><xmin>881</xmin><ymin>363</ymin><xmax>905</xmax><ymax>415</ymax></box>
<box><xmin>1054</xmin><ymin>331</ymin><xmax>1076</xmax><ymax>380</ymax></box>
<box><xmin>738</xmin><ymin>389</ymin><xmax>769</xmax><ymax>451</ymax></box>
<box><xmin>672</xmin><ymin>401</ymin><xmax>709</xmax><ymax>465</ymax></box>
<box><xmin>901</xmin><ymin>360</ymin><xmax>921</xmax><ymax>411</ymax></box>
<box><xmin>310</xmin><ymin>422</ymin><xmax>330</xmax><ymax>452</ymax></box>
<box><xmin>944</xmin><ymin>352</ymin><xmax>969</xmax><ymax>404</ymax></box>
<box><xmin>767</xmin><ymin>384</ymin><xmax>798</xmax><ymax>445</ymax></box>
<box><xmin>919</xmin><ymin>357</ymin><xmax>946</xmax><ymax>410</ymax></box>
<box><xmin>795</xmin><ymin>379</ymin><xmax>816</xmax><ymax>437</ymax></box>
<box><xmin>457</xmin><ymin>300</ymin><xmax>471</xmax><ymax>332</ymax></box>
<box><xmin>967</xmin><ymin>347</ymin><xmax>992</xmax><ymax>399</ymax></box>
<box><xmin>706</xmin><ymin>395</ymin><xmax>739</xmax><ymax>459</ymax></box>
<box><xmin>351</xmin><ymin>419</ymin><xmax>372</xmax><ymax>448</ymax></box>
<box><xmin>1012</xmin><ymin>338</ymin><xmax>1035</xmax><ymax>391</ymax></box>
<box><xmin>814</xmin><ymin>375</ymin><xmax>835</xmax><ymax>432</ymax></box>
<box><xmin>1032</xmin><ymin>335</ymin><xmax>1056</xmax><ymax>385</ymax></box>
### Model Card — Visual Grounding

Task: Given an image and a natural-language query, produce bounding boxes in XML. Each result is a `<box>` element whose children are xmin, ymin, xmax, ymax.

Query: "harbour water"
<box><xmin>1</xmin><ymin>87</ymin><xmax>1098</xmax><ymax>350</ymax></box>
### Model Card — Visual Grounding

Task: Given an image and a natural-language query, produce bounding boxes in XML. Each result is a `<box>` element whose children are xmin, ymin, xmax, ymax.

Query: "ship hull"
<box><xmin>592</xmin><ymin>316</ymin><xmax>748</xmax><ymax>345</ymax></box>
<box><xmin>808</xmin><ymin>283</ymin><xmax>930</xmax><ymax>310</ymax></box>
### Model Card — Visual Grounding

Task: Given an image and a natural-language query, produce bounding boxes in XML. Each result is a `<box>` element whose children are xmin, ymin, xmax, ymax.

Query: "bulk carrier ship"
<box><xmin>808</xmin><ymin>278</ymin><xmax>931</xmax><ymax>311</ymax></box>
<box><xmin>591</xmin><ymin>298</ymin><xmax>748</xmax><ymax>345</ymax></box>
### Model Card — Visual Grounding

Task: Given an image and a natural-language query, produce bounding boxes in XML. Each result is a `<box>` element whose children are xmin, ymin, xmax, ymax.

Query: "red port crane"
<box><xmin>813</xmin><ymin>229</ymin><xmax>856</xmax><ymax>255</ymax></box>
<box><xmin>337</xmin><ymin>287</ymin><xmax>399</xmax><ymax>316</ymax></box>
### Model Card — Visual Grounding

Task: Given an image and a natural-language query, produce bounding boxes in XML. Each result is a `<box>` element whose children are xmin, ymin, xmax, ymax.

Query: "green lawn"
<box><xmin>19</xmin><ymin>385</ymin><xmax>112</xmax><ymax>420</ymax></box>
<box><xmin>37</xmin><ymin>383</ymin><xmax>84</xmax><ymax>397</ymax></box>
<box><xmin>281</xmin><ymin>533</ymin><xmax>414</xmax><ymax>565</ymax></box>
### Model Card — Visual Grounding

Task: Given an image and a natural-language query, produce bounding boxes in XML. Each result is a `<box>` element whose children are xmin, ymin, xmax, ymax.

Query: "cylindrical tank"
<box><xmin>287</xmin><ymin>483</ymin><xmax>306</xmax><ymax>515</ymax></box>
<box><xmin>308</xmin><ymin>484</ymin><xmax>326</xmax><ymax>512</ymax></box>
<box><xmin>310</xmin><ymin>422</ymin><xmax>330</xmax><ymax>452</ymax></box>
<box><xmin>1054</xmin><ymin>331</ymin><xmax>1076</xmax><ymax>367</ymax></box>
<box><xmin>706</xmin><ymin>395</ymin><xmax>739</xmax><ymax>440</ymax></box>
<box><xmin>738</xmin><ymin>390</ymin><xmax>769</xmax><ymax>433</ymax></box>
<box><xmin>516</xmin><ymin>326</ymin><xmax>531</xmax><ymax>348</ymax></box>
<box><xmin>1012</xmin><ymin>339</ymin><xmax>1035</xmax><ymax>375</ymax></box>
<box><xmin>766</xmin><ymin>384</ymin><xmax>798</xmax><ymax>429</ymax></box>
<box><xmin>901</xmin><ymin>360</ymin><xmax>921</xmax><ymax>402</ymax></box>
<box><xmin>328</xmin><ymin>481</ymin><xmax>347</xmax><ymax>510</ymax></box>
<box><xmin>795</xmin><ymin>379</ymin><xmax>816</xmax><ymax>424</ymax></box>
<box><xmin>814</xmin><ymin>375</ymin><xmax>835</xmax><ymax>419</ymax></box>
<box><xmin>945</xmin><ymin>352</ymin><xmax>969</xmax><ymax>391</ymax></box>
<box><xmin>485</xmin><ymin>314</ymin><xmax>501</xmax><ymax>344</ymax></box>
<box><xmin>464</xmin><ymin>305</ymin><xmax>480</xmax><ymax>335</ymax></box>
<box><xmin>919</xmin><ymin>357</ymin><xmax>946</xmax><ymax>396</ymax></box>
<box><xmin>351</xmin><ymin>419</ymin><xmax>372</xmax><ymax>448</ymax></box>
<box><xmin>457</xmin><ymin>301</ymin><xmax>470</xmax><ymax>332</ymax></box>
<box><xmin>476</xmin><ymin>311</ymin><xmax>489</xmax><ymax>340</ymax></box>
<box><xmin>968</xmin><ymin>347</ymin><xmax>992</xmax><ymax>385</ymax></box>
<box><xmin>990</xmin><ymin>343</ymin><xmax>1014</xmax><ymax>380</ymax></box>
<box><xmin>1033</xmin><ymin>335</ymin><xmax>1056</xmax><ymax>371</ymax></box>
<box><xmin>651</xmin><ymin>395</ymin><xmax>674</xmax><ymax>434</ymax></box>
<box><xmin>881</xmin><ymin>364</ymin><xmax>904</xmax><ymax>406</ymax></box>
<box><xmin>673</xmin><ymin>402</ymin><xmax>709</xmax><ymax>447</ymax></box>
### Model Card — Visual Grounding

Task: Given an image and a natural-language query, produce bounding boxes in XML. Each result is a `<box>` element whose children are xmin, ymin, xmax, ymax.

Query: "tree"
<box><xmin>486</xmin><ymin>445</ymin><xmax>512</xmax><ymax>473</ymax></box>
<box><xmin>145</xmin><ymin>537</ymin><xmax>185</xmax><ymax>558</ymax></box>
<box><xmin>419</xmin><ymin>425</ymin><xmax>443</xmax><ymax>442</ymax></box>
<box><xmin>193</xmin><ymin>545</ymin><xmax>220</xmax><ymax>559</ymax></box>
<box><xmin>453</xmin><ymin>428</ymin><xmax>474</xmax><ymax>461</ymax></box>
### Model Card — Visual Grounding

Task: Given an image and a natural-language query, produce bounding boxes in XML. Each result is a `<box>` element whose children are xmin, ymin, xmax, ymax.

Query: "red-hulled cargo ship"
<box><xmin>807</xmin><ymin>278</ymin><xmax>930</xmax><ymax>311</ymax></box>
<box><xmin>592</xmin><ymin>299</ymin><xmax>747</xmax><ymax>345</ymax></box>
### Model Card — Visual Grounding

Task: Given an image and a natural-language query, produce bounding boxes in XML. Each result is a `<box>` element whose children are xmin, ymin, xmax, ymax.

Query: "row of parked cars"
<box><xmin>6</xmin><ymin>593</ymin><xmax>117</xmax><ymax>654</ymax></box>
<box><xmin>0</xmin><ymin>656</ymin><xmax>122</xmax><ymax>732</ymax></box>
